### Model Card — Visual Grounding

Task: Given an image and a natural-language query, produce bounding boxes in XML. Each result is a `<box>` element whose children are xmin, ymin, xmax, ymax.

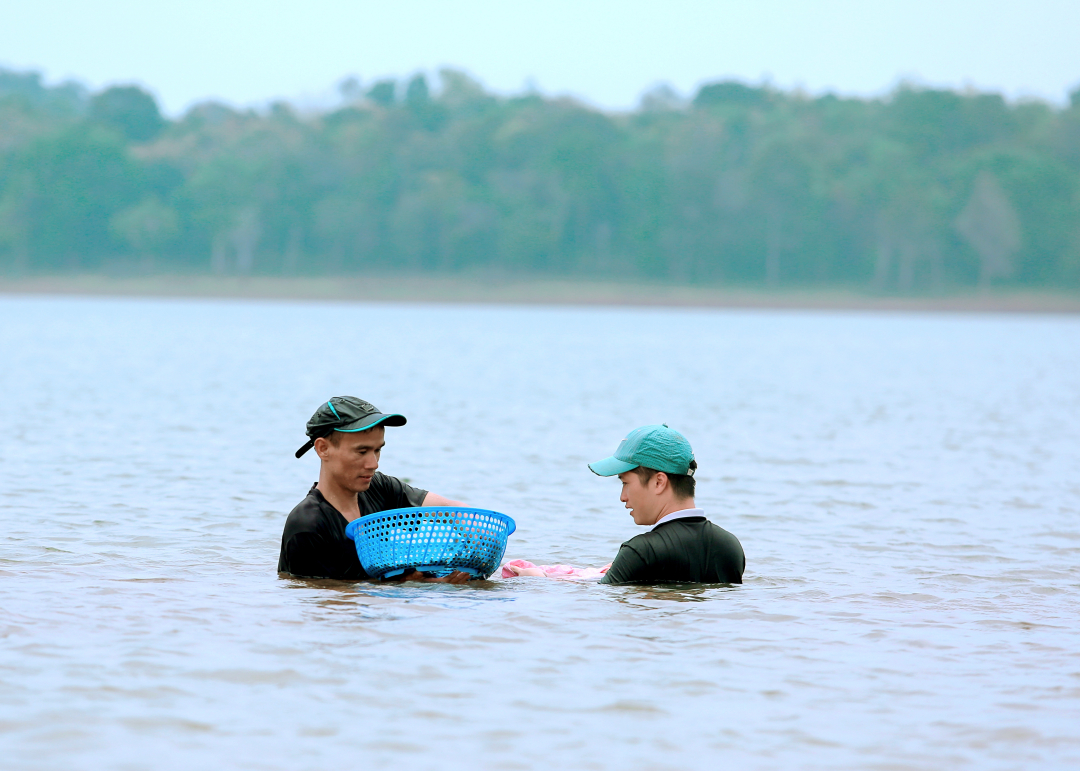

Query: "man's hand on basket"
<box><xmin>389</xmin><ymin>568</ymin><xmax>472</xmax><ymax>584</ymax></box>
<box><xmin>424</xmin><ymin>570</ymin><xmax>471</xmax><ymax>584</ymax></box>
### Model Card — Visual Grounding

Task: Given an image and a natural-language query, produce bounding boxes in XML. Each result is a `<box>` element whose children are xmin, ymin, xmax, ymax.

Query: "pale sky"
<box><xmin>3</xmin><ymin>0</ymin><xmax>1079</xmax><ymax>115</ymax></box>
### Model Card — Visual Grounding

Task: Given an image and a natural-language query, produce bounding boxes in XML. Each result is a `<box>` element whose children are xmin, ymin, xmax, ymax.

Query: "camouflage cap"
<box><xmin>295</xmin><ymin>396</ymin><xmax>406</xmax><ymax>458</ymax></box>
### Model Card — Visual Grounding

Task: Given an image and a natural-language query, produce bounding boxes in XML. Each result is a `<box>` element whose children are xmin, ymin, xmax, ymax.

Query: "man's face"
<box><xmin>319</xmin><ymin>425</ymin><xmax>385</xmax><ymax>493</ymax></box>
<box><xmin>618</xmin><ymin>469</ymin><xmax>659</xmax><ymax>526</ymax></box>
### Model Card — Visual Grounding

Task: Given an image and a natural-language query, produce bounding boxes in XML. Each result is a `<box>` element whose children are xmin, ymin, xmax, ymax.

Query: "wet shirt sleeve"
<box><xmin>600</xmin><ymin>543</ymin><xmax>650</xmax><ymax>584</ymax></box>
<box><xmin>367</xmin><ymin>472</ymin><xmax>428</xmax><ymax>511</ymax></box>
<box><xmin>400</xmin><ymin>479</ymin><xmax>428</xmax><ymax>508</ymax></box>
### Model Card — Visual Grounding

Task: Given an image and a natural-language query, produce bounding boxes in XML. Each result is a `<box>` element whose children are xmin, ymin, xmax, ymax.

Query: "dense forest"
<box><xmin>2</xmin><ymin>67</ymin><xmax>1079</xmax><ymax>290</ymax></box>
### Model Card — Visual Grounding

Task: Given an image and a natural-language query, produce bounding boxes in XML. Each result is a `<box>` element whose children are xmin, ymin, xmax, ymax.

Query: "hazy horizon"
<box><xmin>3</xmin><ymin>0</ymin><xmax>1079</xmax><ymax>116</ymax></box>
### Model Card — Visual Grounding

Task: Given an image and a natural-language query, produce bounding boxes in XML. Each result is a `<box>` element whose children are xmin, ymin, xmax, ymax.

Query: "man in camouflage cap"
<box><xmin>278</xmin><ymin>396</ymin><xmax>470</xmax><ymax>582</ymax></box>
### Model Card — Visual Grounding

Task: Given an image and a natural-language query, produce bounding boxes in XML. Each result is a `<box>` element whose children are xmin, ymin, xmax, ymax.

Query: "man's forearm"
<box><xmin>422</xmin><ymin>492</ymin><xmax>464</xmax><ymax>506</ymax></box>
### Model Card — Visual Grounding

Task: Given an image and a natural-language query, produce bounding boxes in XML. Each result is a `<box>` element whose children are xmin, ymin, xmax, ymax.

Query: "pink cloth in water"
<box><xmin>500</xmin><ymin>559</ymin><xmax>610</xmax><ymax>580</ymax></box>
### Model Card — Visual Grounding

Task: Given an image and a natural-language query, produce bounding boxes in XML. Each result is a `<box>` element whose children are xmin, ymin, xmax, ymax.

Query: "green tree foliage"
<box><xmin>2</xmin><ymin>66</ymin><xmax>1079</xmax><ymax>290</ymax></box>
<box><xmin>366</xmin><ymin>80</ymin><xmax>396</xmax><ymax>107</ymax></box>
<box><xmin>0</xmin><ymin>70</ymin><xmax>85</xmax><ymax>116</ymax></box>
<box><xmin>109</xmin><ymin>197</ymin><xmax>180</xmax><ymax>266</ymax></box>
<box><xmin>89</xmin><ymin>85</ymin><xmax>165</xmax><ymax>142</ymax></box>
<box><xmin>0</xmin><ymin>127</ymin><xmax>145</xmax><ymax>269</ymax></box>
<box><xmin>693</xmin><ymin>80</ymin><xmax>770</xmax><ymax>109</ymax></box>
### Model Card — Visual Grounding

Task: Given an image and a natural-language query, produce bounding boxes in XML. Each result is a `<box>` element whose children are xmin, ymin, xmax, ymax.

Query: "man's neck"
<box><xmin>649</xmin><ymin>497</ymin><xmax>696</xmax><ymax>526</ymax></box>
<box><xmin>316</xmin><ymin>473</ymin><xmax>362</xmax><ymax>521</ymax></box>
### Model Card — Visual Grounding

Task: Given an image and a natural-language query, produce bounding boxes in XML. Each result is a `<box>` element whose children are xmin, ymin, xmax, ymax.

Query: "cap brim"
<box><xmin>588</xmin><ymin>456</ymin><xmax>638</xmax><ymax>476</ymax></box>
<box><xmin>336</xmin><ymin>412</ymin><xmax>407</xmax><ymax>433</ymax></box>
<box><xmin>295</xmin><ymin>413</ymin><xmax>407</xmax><ymax>458</ymax></box>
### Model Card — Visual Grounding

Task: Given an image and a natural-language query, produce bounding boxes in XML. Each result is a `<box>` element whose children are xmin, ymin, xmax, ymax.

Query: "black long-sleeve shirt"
<box><xmin>601</xmin><ymin>515</ymin><xmax>745</xmax><ymax>585</ymax></box>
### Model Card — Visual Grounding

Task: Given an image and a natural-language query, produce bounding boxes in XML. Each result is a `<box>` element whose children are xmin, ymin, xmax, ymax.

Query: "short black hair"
<box><xmin>319</xmin><ymin>424</ymin><xmax>382</xmax><ymax>449</ymax></box>
<box><xmin>633</xmin><ymin>459</ymin><xmax>697</xmax><ymax>500</ymax></box>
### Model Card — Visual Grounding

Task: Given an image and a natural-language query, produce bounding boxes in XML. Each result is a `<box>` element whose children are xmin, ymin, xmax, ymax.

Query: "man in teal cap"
<box><xmin>590</xmin><ymin>424</ymin><xmax>744</xmax><ymax>584</ymax></box>
<box><xmin>279</xmin><ymin>396</ymin><xmax>470</xmax><ymax>583</ymax></box>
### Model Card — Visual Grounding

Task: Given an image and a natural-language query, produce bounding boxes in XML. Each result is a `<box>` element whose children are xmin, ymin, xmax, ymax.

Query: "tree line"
<box><xmin>2</xmin><ymin>67</ymin><xmax>1079</xmax><ymax>290</ymax></box>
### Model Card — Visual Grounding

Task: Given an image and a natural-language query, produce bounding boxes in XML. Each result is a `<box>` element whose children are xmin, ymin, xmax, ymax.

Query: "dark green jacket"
<box><xmin>601</xmin><ymin>514</ymin><xmax>745</xmax><ymax>585</ymax></box>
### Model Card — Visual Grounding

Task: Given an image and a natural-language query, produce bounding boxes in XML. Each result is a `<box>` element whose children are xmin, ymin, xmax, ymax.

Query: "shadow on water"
<box><xmin>279</xmin><ymin>574</ymin><xmax>517</xmax><ymax>611</ymax></box>
<box><xmin>281</xmin><ymin>574</ymin><xmax>744</xmax><ymax>606</ymax></box>
<box><xmin>607</xmin><ymin>582</ymin><xmax>744</xmax><ymax>604</ymax></box>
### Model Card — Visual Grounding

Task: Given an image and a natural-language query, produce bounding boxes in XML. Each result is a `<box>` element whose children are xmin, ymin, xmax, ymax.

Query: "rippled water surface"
<box><xmin>1</xmin><ymin>295</ymin><xmax>1079</xmax><ymax>770</ymax></box>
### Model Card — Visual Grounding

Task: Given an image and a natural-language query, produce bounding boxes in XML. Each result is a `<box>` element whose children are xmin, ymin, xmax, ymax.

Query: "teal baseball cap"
<box><xmin>588</xmin><ymin>424</ymin><xmax>696</xmax><ymax>477</ymax></box>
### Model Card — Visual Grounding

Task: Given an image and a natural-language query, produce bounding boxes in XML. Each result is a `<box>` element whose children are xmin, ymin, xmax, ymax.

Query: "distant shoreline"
<box><xmin>2</xmin><ymin>275</ymin><xmax>1080</xmax><ymax>315</ymax></box>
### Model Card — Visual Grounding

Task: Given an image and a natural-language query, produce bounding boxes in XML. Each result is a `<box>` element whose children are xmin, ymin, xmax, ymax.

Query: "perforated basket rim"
<box><xmin>344</xmin><ymin>506</ymin><xmax>517</xmax><ymax>540</ymax></box>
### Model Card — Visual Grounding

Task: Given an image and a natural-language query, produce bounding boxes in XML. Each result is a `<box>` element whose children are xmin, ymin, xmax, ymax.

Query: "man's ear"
<box><xmin>653</xmin><ymin>472</ymin><xmax>669</xmax><ymax>494</ymax></box>
<box><xmin>313</xmin><ymin>436</ymin><xmax>330</xmax><ymax>460</ymax></box>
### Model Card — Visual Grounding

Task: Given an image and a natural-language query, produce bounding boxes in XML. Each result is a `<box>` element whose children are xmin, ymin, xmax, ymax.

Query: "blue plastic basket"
<box><xmin>344</xmin><ymin>507</ymin><xmax>516</xmax><ymax>580</ymax></box>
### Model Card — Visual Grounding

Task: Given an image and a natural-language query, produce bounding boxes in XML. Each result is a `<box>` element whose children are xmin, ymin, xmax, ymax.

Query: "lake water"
<box><xmin>1</xmin><ymin>294</ymin><xmax>1078</xmax><ymax>770</ymax></box>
